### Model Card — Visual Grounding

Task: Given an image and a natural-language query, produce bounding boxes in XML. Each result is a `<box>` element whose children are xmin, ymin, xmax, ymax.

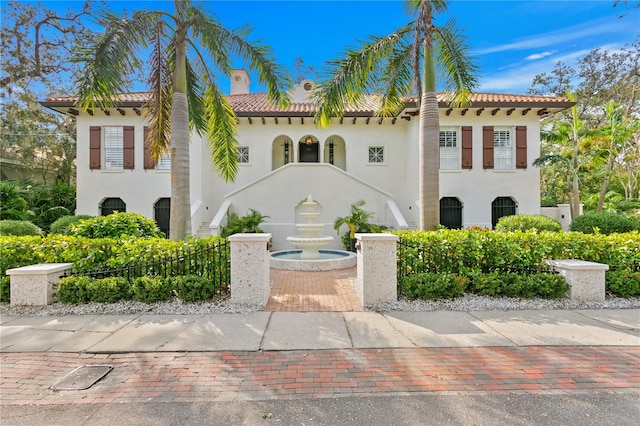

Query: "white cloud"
<box><xmin>525</xmin><ymin>51</ymin><xmax>555</xmax><ymax>61</ymax></box>
<box><xmin>474</xmin><ymin>18</ymin><xmax>628</xmax><ymax>55</ymax></box>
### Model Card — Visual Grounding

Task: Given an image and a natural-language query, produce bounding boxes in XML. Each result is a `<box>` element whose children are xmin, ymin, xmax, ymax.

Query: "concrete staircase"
<box><xmin>194</xmin><ymin>221</ymin><xmax>211</xmax><ymax>238</ymax></box>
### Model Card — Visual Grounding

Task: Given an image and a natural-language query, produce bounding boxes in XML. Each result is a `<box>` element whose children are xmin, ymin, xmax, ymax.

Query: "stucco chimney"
<box><xmin>230</xmin><ymin>69</ymin><xmax>250</xmax><ymax>95</ymax></box>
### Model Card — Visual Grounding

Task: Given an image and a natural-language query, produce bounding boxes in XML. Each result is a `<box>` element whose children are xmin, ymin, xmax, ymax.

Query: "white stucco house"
<box><xmin>41</xmin><ymin>69</ymin><xmax>572</xmax><ymax>249</ymax></box>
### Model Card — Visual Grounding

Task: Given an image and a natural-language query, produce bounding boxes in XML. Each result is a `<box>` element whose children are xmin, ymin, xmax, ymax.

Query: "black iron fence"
<box><xmin>69</xmin><ymin>239</ymin><xmax>231</xmax><ymax>294</ymax></box>
<box><xmin>397</xmin><ymin>238</ymin><xmax>556</xmax><ymax>282</ymax></box>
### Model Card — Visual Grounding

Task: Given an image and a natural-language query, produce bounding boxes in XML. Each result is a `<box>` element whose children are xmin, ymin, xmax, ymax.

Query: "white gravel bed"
<box><xmin>368</xmin><ymin>294</ymin><xmax>640</xmax><ymax>312</ymax></box>
<box><xmin>1</xmin><ymin>294</ymin><xmax>638</xmax><ymax>317</ymax></box>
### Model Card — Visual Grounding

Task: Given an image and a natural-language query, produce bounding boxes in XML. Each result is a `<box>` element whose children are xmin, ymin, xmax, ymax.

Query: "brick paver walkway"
<box><xmin>1</xmin><ymin>346</ymin><xmax>638</xmax><ymax>405</ymax></box>
<box><xmin>266</xmin><ymin>267</ymin><xmax>363</xmax><ymax>312</ymax></box>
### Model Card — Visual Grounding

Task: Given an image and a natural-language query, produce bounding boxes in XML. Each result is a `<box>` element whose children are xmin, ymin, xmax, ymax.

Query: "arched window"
<box><xmin>491</xmin><ymin>197</ymin><xmax>517</xmax><ymax>228</ymax></box>
<box><xmin>154</xmin><ymin>198</ymin><xmax>171</xmax><ymax>238</ymax></box>
<box><xmin>100</xmin><ymin>197</ymin><xmax>126</xmax><ymax>216</ymax></box>
<box><xmin>440</xmin><ymin>197</ymin><xmax>463</xmax><ymax>229</ymax></box>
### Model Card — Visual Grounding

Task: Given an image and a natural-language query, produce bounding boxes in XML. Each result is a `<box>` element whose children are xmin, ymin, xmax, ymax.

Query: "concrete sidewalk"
<box><xmin>1</xmin><ymin>309</ymin><xmax>638</xmax><ymax>353</ymax></box>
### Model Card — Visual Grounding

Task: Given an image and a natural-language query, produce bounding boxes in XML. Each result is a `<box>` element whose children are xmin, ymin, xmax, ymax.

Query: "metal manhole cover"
<box><xmin>51</xmin><ymin>365</ymin><xmax>113</xmax><ymax>391</ymax></box>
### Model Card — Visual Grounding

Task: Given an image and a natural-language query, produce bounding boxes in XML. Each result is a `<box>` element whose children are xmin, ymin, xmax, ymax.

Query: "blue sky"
<box><xmin>11</xmin><ymin>0</ymin><xmax>640</xmax><ymax>95</ymax></box>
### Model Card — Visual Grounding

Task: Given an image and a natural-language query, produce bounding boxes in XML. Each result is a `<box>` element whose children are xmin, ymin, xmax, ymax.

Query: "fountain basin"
<box><xmin>270</xmin><ymin>249</ymin><xmax>356</xmax><ymax>271</ymax></box>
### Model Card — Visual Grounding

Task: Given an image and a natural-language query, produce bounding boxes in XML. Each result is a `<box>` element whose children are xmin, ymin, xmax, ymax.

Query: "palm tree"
<box><xmin>536</xmin><ymin>92</ymin><xmax>595</xmax><ymax>219</ymax></box>
<box><xmin>594</xmin><ymin>101</ymin><xmax>639</xmax><ymax>212</ymax></box>
<box><xmin>73</xmin><ymin>1</ymin><xmax>290</xmax><ymax>240</ymax></box>
<box><xmin>313</xmin><ymin>0</ymin><xmax>478</xmax><ymax>230</ymax></box>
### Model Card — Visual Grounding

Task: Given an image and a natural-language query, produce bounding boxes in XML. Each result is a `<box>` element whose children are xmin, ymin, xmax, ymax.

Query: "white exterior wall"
<box><xmin>72</xmin><ymin>99</ymin><xmax>545</xmax><ymax>241</ymax></box>
<box><xmin>75</xmin><ymin>115</ymin><xmax>171</xmax><ymax>218</ymax></box>
<box><xmin>438</xmin><ymin>111</ymin><xmax>541</xmax><ymax>228</ymax></box>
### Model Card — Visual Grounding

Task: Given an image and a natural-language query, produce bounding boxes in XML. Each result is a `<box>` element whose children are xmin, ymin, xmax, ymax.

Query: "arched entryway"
<box><xmin>100</xmin><ymin>197</ymin><xmax>126</xmax><ymax>216</ymax></box>
<box><xmin>154</xmin><ymin>197</ymin><xmax>171</xmax><ymax>238</ymax></box>
<box><xmin>323</xmin><ymin>136</ymin><xmax>346</xmax><ymax>171</ymax></box>
<box><xmin>272</xmin><ymin>135</ymin><xmax>293</xmax><ymax>170</ymax></box>
<box><xmin>440</xmin><ymin>197</ymin><xmax>463</xmax><ymax>229</ymax></box>
<box><xmin>491</xmin><ymin>196</ymin><xmax>517</xmax><ymax>228</ymax></box>
<box><xmin>299</xmin><ymin>135</ymin><xmax>319</xmax><ymax>163</ymax></box>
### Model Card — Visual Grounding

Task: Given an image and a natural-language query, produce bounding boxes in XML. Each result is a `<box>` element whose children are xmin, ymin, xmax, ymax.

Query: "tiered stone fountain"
<box><xmin>270</xmin><ymin>195</ymin><xmax>356</xmax><ymax>271</ymax></box>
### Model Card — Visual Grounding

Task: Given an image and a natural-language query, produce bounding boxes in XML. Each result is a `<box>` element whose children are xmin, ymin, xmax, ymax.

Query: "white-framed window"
<box><xmin>104</xmin><ymin>126</ymin><xmax>123</xmax><ymax>170</ymax></box>
<box><xmin>368</xmin><ymin>146</ymin><xmax>385</xmax><ymax>164</ymax></box>
<box><xmin>494</xmin><ymin>128</ymin><xmax>513</xmax><ymax>170</ymax></box>
<box><xmin>439</xmin><ymin>128</ymin><xmax>460</xmax><ymax>170</ymax></box>
<box><xmin>238</xmin><ymin>146</ymin><xmax>250</xmax><ymax>164</ymax></box>
<box><xmin>156</xmin><ymin>152</ymin><xmax>171</xmax><ymax>171</ymax></box>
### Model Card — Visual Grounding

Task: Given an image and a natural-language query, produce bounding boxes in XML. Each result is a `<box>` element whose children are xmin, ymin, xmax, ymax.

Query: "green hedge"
<box><xmin>570</xmin><ymin>212</ymin><xmax>635</xmax><ymax>235</ymax></box>
<box><xmin>495</xmin><ymin>214</ymin><xmax>562</xmax><ymax>232</ymax></box>
<box><xmin>396</xmin><ymin>229</ymin><xmax>640</xmax><ymax>275</ymax></box>
<box><xmin>71</xmin><ymin>212</ymin><xmax>164</xmax><ymax>239</ymax></box>
<box><xmin>0</xmin><ymin>220</ymin><xmax>43</xmax><ymax>236</ymax></box>
<box><xmin>0</xmin><ymin>235</ymin><xmax>228</xmax><ymax>276</ymax></box>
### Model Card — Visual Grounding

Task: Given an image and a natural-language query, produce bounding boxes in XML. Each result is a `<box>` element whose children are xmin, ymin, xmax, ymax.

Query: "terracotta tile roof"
<box><xmin>42</xmin><ymin>91</ymin><xmax>573</xmax><ymax>115</ymax></box>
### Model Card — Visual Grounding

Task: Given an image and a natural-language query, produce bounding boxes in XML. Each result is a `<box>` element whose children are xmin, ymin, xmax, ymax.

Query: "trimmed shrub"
<box><xmin>522</xmin><ymin>273</ymin><xmax>569</xmax><ymax>299</ymax></box>
<box><xmin>0</xmin><ymin>276</ymin><xmax>9</xmax><ymax>303</ymax></box>
<box><xmin>86</xmin><ymin>277</ymin><xmax>132</xmax><ymax>303</ymax></box>
<box><xmin>57</xmin><ymin>276</ymin><xmax>93</xmax><ymax>304</ymax></box>
<box><xmin>495</xmin><ymin>214</ymin><xmax>562</xmax><ymax>232</ymax></box>
<box><xmin>606</xmin><ymin>270</ymin><xmax>640</xmax><ymax>298</ymax></box>
<box><xmin>395</xmin><ymin>229</ymin><xmax>640</xmax><ymax>275</ymax></box>
<box><xmin>49</xmin><ymin>215</ymin><xmax>93</xmax><ymax>235</ymax></box>
<box><xmin>570</xmin><ymin>212</ymin><xmax>634</xmax><ymax>235</ymax></box>
<box><xmin>400</xmin><ymin>272</ymin><xmax>467</xmax><ymax>300</ymax></box>
<box><xmin>72</xmin><ymin>212</ymin><xmax>164</xmax><ymax>238</ymax></box>
<box><xmin>132</xmin><ymin>276</ymin><xmax>173</xmax><ymax>303</ymax></box>
<box><xmin>0</xmin><ymin>220</ymin><xmax>42</xmax><ymax>236</ymax></box>
<box><xmin>171</xmin><ymin>275</ymin><xmax>216</xmax><ymax>302</ymax></box>
<box><xmin>470</xmin><ymin>272</ymin><xmax>510</xmax><ymax>296</ymax></box>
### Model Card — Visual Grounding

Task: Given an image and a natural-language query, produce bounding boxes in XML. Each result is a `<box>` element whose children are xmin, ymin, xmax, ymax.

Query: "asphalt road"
<box><xmin>3</xmin><ymin>393</ymin><xmax>639</xmax><ymax>425</ymax></box>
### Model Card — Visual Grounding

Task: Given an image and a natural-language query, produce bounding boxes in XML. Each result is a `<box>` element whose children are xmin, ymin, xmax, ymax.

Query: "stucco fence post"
<box><xmin>6</xmin><ymin>263</ymin><xmax>73</xmax><ymax>306</ymax></box>
<box><xmin>354</xmin><ymin>233</ymin><xmax>398</xmax><ymax>306</ymax></box>
<box><xmin>546</xmin><ymin>259</ymin><xmax>609</xmax><ymax>302</ymax></box>
<box><xmin>228</xmin><ymin>233</ymin><xmax>272</xmax><ymax>306</ymax></box>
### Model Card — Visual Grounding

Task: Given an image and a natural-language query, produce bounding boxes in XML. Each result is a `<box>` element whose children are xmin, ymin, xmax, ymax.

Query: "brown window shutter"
<box><xmin>516</xmin><ymin>126</ymin><xmax>527</xmax><ymax>169</ymax></box>
<box><xmin>123</xmin><ymin>126</ymin><xmax>135</xmax><ymax>169</ymax></box>
<box><xmin>461</xmin><ymin>126</ymin><xmax>472</xmax><ymax>169</ymax></box>
<box><xmin>143</xmin><ymin>126</ymin><xmax>156</xmax><ymax>170</ymax></box>
<box><xmin>89</xmin><ymin>126</ymin><xmax>101</xmax><ymax>170</ymax></box>
<box><xmin>483</xmin><ymin>126</ymin><xmax>494</xmax><ymax>169</ymax></box>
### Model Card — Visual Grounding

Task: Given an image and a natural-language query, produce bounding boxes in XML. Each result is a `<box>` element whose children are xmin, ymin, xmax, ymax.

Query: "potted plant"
<box><xmin>333</xmin><ymin>200</ymin><xmax>386</xmax><ymax>251</ymax></box>
<box><xmin>221</xmin><ymin>209</ymin><xmax>269</xmax><ymax>238</ymax></box>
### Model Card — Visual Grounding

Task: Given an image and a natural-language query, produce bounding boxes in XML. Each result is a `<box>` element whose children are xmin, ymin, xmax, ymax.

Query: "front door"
<box><xmin>299</xmin><ymin>142</ymin><xmax>319</xmax><ymax>162</ymax></box>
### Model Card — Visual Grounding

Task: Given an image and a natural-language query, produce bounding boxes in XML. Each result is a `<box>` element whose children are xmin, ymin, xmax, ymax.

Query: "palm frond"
<box><xmin>203</xmin><ymin>81</ymin><xmax>239</xmax><ymax>183</ymax></box>
<box><xmin>144</xmin><ymin>20</ymin><xmax>172</xmax><ymax>161</ymax></box>
<box><xmin>313</xmin><ymin>23</ymin><xmax>414</xmax><ymax>127</ymax></box>
<box><xmin>433</xmin><ymin>17</ymin><xmax>478</xmax><ymax>107</ymax></box>
<box><xmin>184</xmin><ymin>51</ymin><xmax>207</xmax><ymax>135</ymax></box>
<box><xmin>74</xmin><ymin>10</ymin><xmax>158</xmax><ymax>111</ymax></box>
<box><xmin>193</xmin><ymin>13</ymin><xmax>291</xmax><ymax>108</ymax></box>
<box><xmin>377</xmin><ymin>42</ymin><xmax>415</xmax><ymax>117</ymax></box>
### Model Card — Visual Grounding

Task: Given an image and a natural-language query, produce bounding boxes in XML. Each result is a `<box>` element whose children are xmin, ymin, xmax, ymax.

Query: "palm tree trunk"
<box><xmin>596</xmin><ymin>155</ymin><xmax>613</xmax><ymax>213</ymax></box>
<box><xmin>571</xmin><ymin>138</ymin><xmax>580</xmax><ymax>220</ymax></box>
<box><xmin>419</xmin><ymin>31</ymin><xmax>440</xmax><ymax>231</ymax></box>
<box><xmin>169</xmin><ymin>34</ymin><xmax>191</xmax><ymax>241</ymax></box>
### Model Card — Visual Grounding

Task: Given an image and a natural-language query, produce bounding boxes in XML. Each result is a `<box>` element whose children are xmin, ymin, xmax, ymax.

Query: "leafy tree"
<box><xmin>73</xmin><ymin>0</ymin><xmax>291</xmax><ymax>241</ymax></box>
<box><xmin>0</xmin><ymin>0</ymin><xmax>95</xmax><ymax>93</ymax></box>
<box><xmin>313</xmin><ymin>0</ymin><xmax>478</xmax><ymax>230</ymax></box>
<box><xmin>1</xmin><ymin>92</ymin><xmax>76</xmax><ymax>184</ymax></box>
<box><xmin>529</xmin><ymin>41</ymin><xmax>639</xmax><ymax>125</ymax></box>
<box><xmin>535</xmin><ymin>92</ymin><xmax>598</xmax><ymax>219</ymax></box>
<box><xmin>592</xmin><ymin>102</ymin><xmax>640</xmax><ymax>211</ymax></box>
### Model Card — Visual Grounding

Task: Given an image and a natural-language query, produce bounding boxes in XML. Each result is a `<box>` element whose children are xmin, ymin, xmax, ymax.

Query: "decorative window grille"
<box><xmin>494</xmin><ymin>129</ymin><xmax>513</xmax><ymax>170</ymax></box>
<box><xmin>238</xmin><ymin>146</ymin><xmax>249</xmax><ymax>163</ymax></box>
<box><xmin>104</xmin><ymin>127</ymin><xmax>123</xmax><ymax>170</ymax></box>
<box><xmin>439</xmin><ymin>129</ymin><xmax>460</xmax><ymax>170</ymax></box>
<box><xmin>368</xmin><ymin>146</ymin><xmax>384</xmax><ymax>163</ymax></box>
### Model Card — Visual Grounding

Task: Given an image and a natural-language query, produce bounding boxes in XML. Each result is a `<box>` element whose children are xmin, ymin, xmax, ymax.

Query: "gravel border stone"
<box><xmin>1</xmin><ymin>294</ymin><xmax>638</xmax><ymax>317</ymax></box>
